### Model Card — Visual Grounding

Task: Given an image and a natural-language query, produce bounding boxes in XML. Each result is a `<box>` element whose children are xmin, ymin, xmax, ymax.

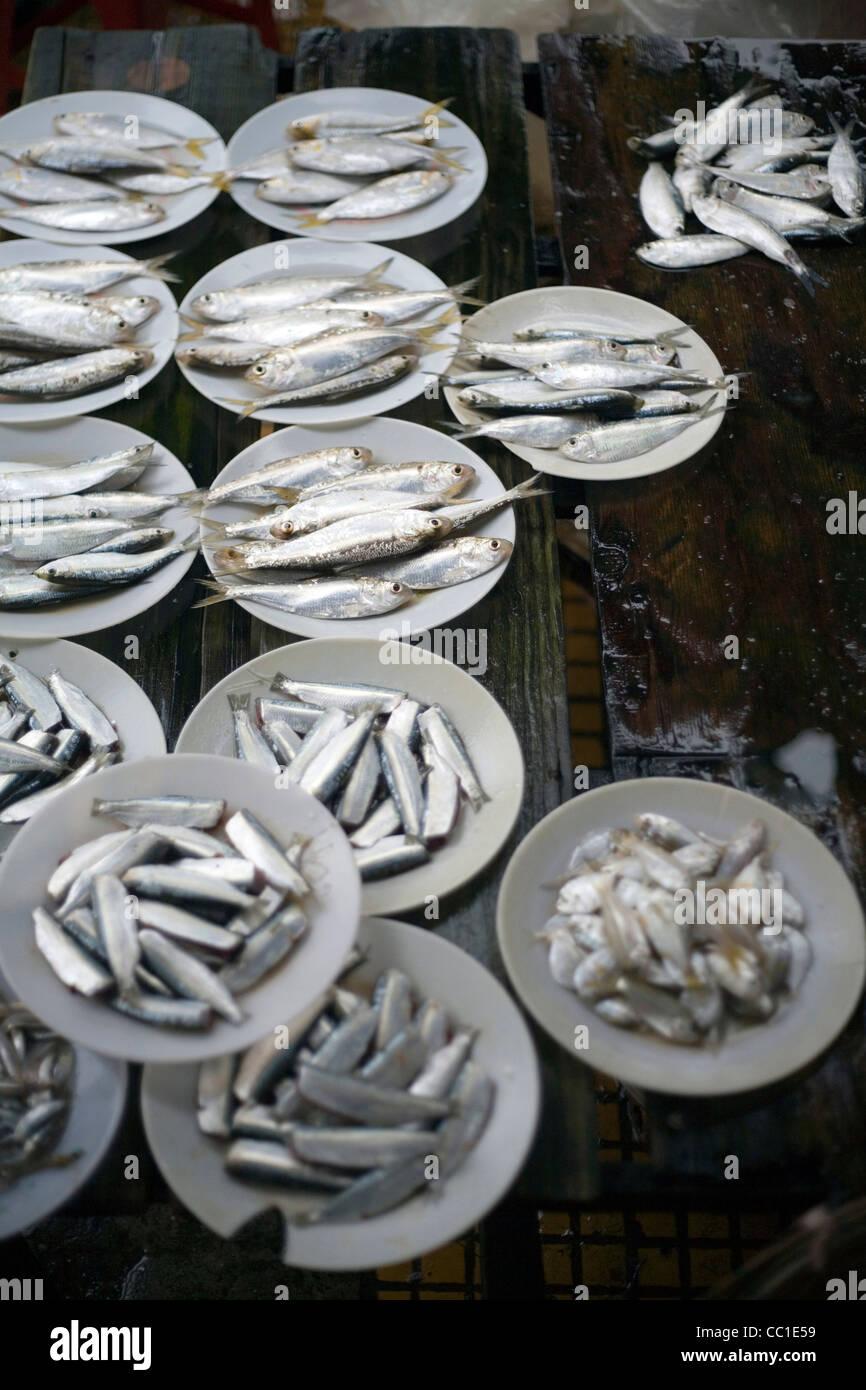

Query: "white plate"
<box><xmin>497</xmin><ymin>777</ymin><xmax>866</xmax><ymax>1097</ymax></box>
<box><xmin>0</xmin><ymin>966</ymin><xmax>128</xmax><ymax>1241</ymax></box>
<box><xmin>0</xmin><ymin>90</ymin><xmax>226</xmax><ymax>246</ymax></box>
<box><xmin>175</xmin><ymin>638</ymin><xmax>524</xmax><ymax>916</ymax></box>
<box><xmin>199</xmin><ymin>417</ymin><xmax>514</xmax><ymax>639</ymax></box>
<box><xmin>445</xmin><ymin>286</ymin><xmax>727</xmax><ymax>483</ymax></box>
<box><xmin>0</xmin><ymin>416</ymin><xmax>197</xmax><ymax>640</ymax></box>
<box><xmin>227</xmin><ymin>87</ymin><xmax>487</xmax><ymax>243</ymax></box>
<box><xmin>0</xmin><ymin>637</ymin><xmax>166</xmax><ymax>858</ymax></box>
<box><xmin>141</xmin><ymin>915</ymin><xmax>540</xmax><ymax>1270</ymax></box>
<box><xmin>176</xmin><ymin>238</ymin><xmax>458</xmax><ymax>425</ymax></box>
<box><xmin>0</xmin><ymin>754</ymin><xmax>361</xmax><ymax>1063</ymax></box>
<box><xmin>0</xmin><ymin>240</ymin><xmax>178</xmax><ymax>423</ymax></box>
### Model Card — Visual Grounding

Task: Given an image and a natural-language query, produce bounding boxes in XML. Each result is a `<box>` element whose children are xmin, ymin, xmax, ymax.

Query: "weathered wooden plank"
<box><xmin>295</xmin><ymin>27</ymin><xmax>597</xmax><ymax>1203</ymax></box>
<box><xmin>540</xmin><ymin>35</ymin><xmax>866</xmax><ymax>1198</ymax></box>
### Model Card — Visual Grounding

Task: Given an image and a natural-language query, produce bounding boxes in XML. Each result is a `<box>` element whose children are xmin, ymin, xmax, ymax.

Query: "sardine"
<box><xmin>190</xmin><ymin>260</ymin><xmax>394</xmax><ymax>321</ymax></box>
<box><xmin>827</xmin><ymin>114</ymin><xmax>866</xmax><ymax>216</ymax></box>
<box><xmin>692</xmin><ymin>194</ymin><xmax>827</xmax><ymax>294</ymax></box>
<box><xmin>138</xmin><ymin>929</ymin><xmax>243</xmax><ymax>1024</ymax></box>
<box><xmin>93</xmin><ymin>796</ymin><xmax>225</xmax><ymax>828</ymax></box>
<box><xmin>0</xmin><ymin>348</ymin><xmax>153</xmax><ymax>398</ymax></box>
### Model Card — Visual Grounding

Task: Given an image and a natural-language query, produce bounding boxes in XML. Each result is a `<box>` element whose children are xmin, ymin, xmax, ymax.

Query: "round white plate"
<box><xmin>445</xmin><ymin>286</ymin><xmax>727</xmax><ymax>483</ymax></box>
<box><xmin>0</xmin><ymin>90</ymin><xmax>226</xmax><ymax>246</ymax></box>
<box><xmin>0</xmin><ymin>967</ymin><xmax>128</xmax><ymax>1241</ymax></box>
<box><xmin>0</xmin><ymin>416</ymin><xmax>197</xmax><ymax>640</ymax></box>
<box><xmin>176</xmin><ymin>237</ymin><xmax>458</xmax><ymax>425</ymax></box>
<box><xmin>175</xmin><ymin>638</ymin><xmax>524</xmax><ymax>916</ymax></box>
<box><xmin>497</xmin><ymin>777</ymin><xmax>866</xmax><ymax>1097</ymax></box>
<box><xmin>0</xmin><ymin>754</ymin><xmax>361</xmax><ymax>1063</ymax></box>
<box><xmin>0</xmin><ymin>637</ymin><xmax>166</xmax><ymax>857</ymax></box>
<box><xmin>141</xmin><ymin>915</ymin><xmax>540</xmax><ymax>1270</ymax></box>
<box><xmin>0</xmin><ymin>240</ymin><xmax>178</xmax><ymax>423</ymax></box>
<box><xmin>226</xmin><ymin>87</ymin><xmax>487</xmax><ymax>243</ymax></box>
<box><xmin>199</xmin><ymin>417</ymin><xmax>514</xmax><ymax>639</ymax></box>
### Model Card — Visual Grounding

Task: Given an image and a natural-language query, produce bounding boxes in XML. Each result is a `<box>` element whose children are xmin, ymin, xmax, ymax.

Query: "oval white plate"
<box><xmin>0</xmin><ymin>91</ymin><xmax>226</xmax><ymax>246</ymax></box>
<box><xmin>0</xmin><ymin>637</ymin><xmax>166</xmax><ymax>857</ymax></box>
<box><xmin>199</xmin><ymin>417</ymin><xmax>514</xmax><ymax>639</ymax></box>
<box><xmin>0</xmin><ymin>754</ymin><xmax>361</xmax><ymax>1063</ymax></box>
<box><xmin>141</xmin><ymin>915</ymin><xmax>540</xmax><ymax>1271</ymax></box>
<box><xmin>227</xmin><ymin>87</ymin><xmax>487</xmax><ymax>243</ymax></box>
<box><xmin>497</xmin><ymin>777</ymin><xmax>866</xmax><ymax>1097</ymax></box>
<box><xmin>0</xmin><ymin>966</ymin><xmax>128</xmax><ymax>1241</ymax></box>
<box><xmin>0</xmin><ymin>416</ymin><xmax>197</xmax><ymax>640</ymax></box>
<box><xmin>445</xmin><ymin>286</ymin><xmax>727</xmax><ymax>483</ymax></box>
<box><xmin>0</xmin><ymin>240</ymin><xmax>178</xmax><ymax>423</ymax></box>
<box><xmin>176</xmin><ymin>237</ymin><xmax>458</xmax><ymax>425</ymax></box>
<box><xmin>175</xmin><ymin>638</ymin><xmax>524</xmax><ymax>916</ymax></box>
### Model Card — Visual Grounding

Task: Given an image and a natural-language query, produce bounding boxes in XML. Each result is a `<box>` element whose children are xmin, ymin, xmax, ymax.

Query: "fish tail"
<box><xmin>293</xmin><ymin>212</ymin><xmax>327</xmax><ymax>229</ymax></box>
<box><xmin>184</xmin><ymin>137</ymin><xmax>216</xmax><ymax>160</ymax></box>
<box><xmin>192</xmin><ymin>585</ymin><xmax>231</xmax><ymax>610</ymax></box>
<box><xmin>360</xmin><ymin>258</ymin><xmax>395</xmax><ymax>287</ymax></box>
<box><xmin>219</xmin><ymin>396</ymin><xmax>262</xmax><ymax>419</ymax></box>
<box><xmin>791</xmin><ymin>255</ymin><xmax>829</xmax><ymax>294</ymax></box>
<box><xmin>438</xmin><ymin>304</ymin><xmax>463</xmax><ymax>325</ymax></box>
<box><xmin>433</xmin><ymin>147</ymin><xmax>469</xmax><ymax>172</ymax></box>
<box><xmin>228</xmin><ymin>689</ymin><xmax>251</xmax><ymax>711</ymax></box>
<box><xmin>198</xmin><ymin>517</ymin><xmax>227</xmax><ymax>532</ymax></box>
<box><xmin>420</xmin><ymin>99</ymin><xmax>455</xmax><ymax>123</ymax></box>
<box><xmin>168</xmin><ymin>162</ymin><xmax>195</xmax><ymax>179</ymax></box>
<box><xmin>656</xmin><ymin>325</ymin><xmax>692</xmax><ymax>344</ymax></box>
<box><xmin>209</xmin><ymin>170</ymin><xmax>233</xmax><ymax>192</ymax></box>
<box><xmin>141</xmin><ymin>252</ymin><xmax>180</xmax><ymax>283</ymax></box>
<box><xmin>447</xmin><ymin>276</ymin><xmax>486</xmax><ymax>306</ymax></box>
<box><xmin>512</xmin><ymin>475</ymin><xmax>550</xmax><ymax>501</ymax></box>
<box><xmin>826</xmin><ymin>111</ymin><xmax>855</xmax><ymax>139</ymax></box>
<box><xmin>414</xmin><ymin>318</ymin><xmax>453</xmax><ymax>350</ymax></box>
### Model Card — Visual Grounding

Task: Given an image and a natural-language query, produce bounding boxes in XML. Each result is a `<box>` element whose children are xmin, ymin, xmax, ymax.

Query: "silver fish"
<box><xmin>226</xmin><ymin>1138</ymin><xmax>351</xmax><ymax>1190</ymax></box>
<box><xmin>349</xmin><ymin>797</ymin><xmax>402</xmax><ymax>848</ymax></box>
<box><xmin>531</xmin><ymin>358</ymin><xmax>717</xmax><ymax>391</ymax></box>
<box><xmin>0</xmin><ymin>655</ymin><xmax>62</xmax><ymax>728</ymax></box>
<box><xmin>106</xmin><ymin>169</ymin><xmax>213</xmax><ymax>195</ymax></box>
<box><xmin>0</xmin><ymin>254</ymin><xmax>178</xmax><ymax>293</ymax></box>
<box><xmin>4</xmin><ymin>135</ymin><xmax>187</xmax><ymax>175</ymax></box>
<box><xmin>205</xmin><ymin>446</ymin><xmax>373</xmax><ymax>505</ymax></box>
<box><xmin>0</xmin><ymin>443</ymin><xmax>154</xmax><ymax>502</ymax></box>
<box><xmin>0</xmin><ymin>164</ymin><xmax>125</xmax><ymax>202</ymax></box>
<box><xmin>266</xmin><ymin>484</ymin><xmax>461</xmax><ymax>537</ymax></box>
<box><xmin>456</xmin><ymin>415</ymin><xmax>580</xmax><ymax>448</ymax></box>
<box><xmin>297</xmin><ymin>169</ymin><xmax>451</xmax><ymax>225</ymax></box>
<box><xmin>712</xmin><ymin>163</ymin><xmax>832</xmax><ymax>202</ymax></box>
<box><xmin>639</xmin><ymin>162</ymin><xmax>685</xmax><ymax>237</ymax></box>
<box><xmin>219</xmin><ymin>904</ymin><xmax>307</xmax><ymax>992</ymax></box>
<box><xmin>34</xmin><ymin>906</ymin><xmax>113</xmax><ymax>995</ymax></box>
<box><xmin>827</xmin><ymin>114</ymin><xmax>865</xmax><ymax>216</ymax></box>
<box><xmin>224</xmin><ymin>809</ymin><xmax>309</xmax><ymax>897</ymax></box>
<box><xmin>244</xmin><ymin>326</ymin><xmax>428</xmax><ymax>393</ymax></box>
<box><xmin>0</xmin><ymin>517</ymin><xmax>146</xmax><ymax>564</ymax></box>
<box><xmin>228</xmin><ymin>692</ymin><xmax>280</xmax><ymax>773</ymax></box>
<box><xmin>10</xmin><ymin>200</ymin><xmax>165</xmax><ymax>232</ymax></box>
<box><xmin>46</xmin><ymin>670</ymin><xmax>116</xmax><ymax>750</ymax></box>
<box><xmin>290</xmin><ymin>1125</ymin><xmax>431</xmax><ymax>1170</ymax></box>
<box><xmin>190</xmin><ymin>260</ymin><xmax>394</xmax><ymax>321</ymax></box>
<box><xmin>301</xmin><ymin>459</ymin><xmax>472</xmax><ymax>499</ymax></box>
<box><xmin>299</xmin><ymin>711</ymin><xmax>377</xmax><ymax>801</ymax></box>
<box><xmin>185</xmin><ymin>304</ymin><xmax>383</xmax><ymax>346</ymax></box>
<box><xmin>197</xmin><ymin>1055</ymin><xmax>236</xmax><ymax>1138</ymax></box>
<box><xmin>94</xmin><ymin>796</ymin><xmax>225</xmax><ymax>828</ymax></box>
<box><xmin>0</xmin><ymin>348</ymin><xmax>153</xmax><ymax>398</ymax></box>
<box><xmin>177</xmin><ymin>341</ymin><xmax>273</xmax><ymax>371</ymax></box>
<box><xmin>91</xmin><ymin>873</ymin><xmax>139</xmax><ymax>992</ymax></box>
<box><xmin>228</xmin><ymin>353</ymin><xmax>415</xmax><ymax>418</ymax></box>
<box><xmin>54</xmin><ymin>112</ymin><xmax>209</xmax><ymax>152</ymax></box>
<box><xmin>296</xmin><ymin>1062</ymin><xmax>450</xmax><ymax>1125</ymax></box>
<box><xmin>134</xmin><ymin>900</ymin><xmax>242</xmax><ymax>955</ymax></box>
<box><xmin>36</xmin><ymin>536</ymin><xmax>193</xmax><ymax>584</ymax></box>
<box><xmin>138</xmin><ymin>929</ymin><xmax>243</xmax><ymax>1024</ymax></box>
<box><xmin>715</xmin><ymin>179</ymin><xmax>865</xmax><ymax>236</ymax></box>
<box><xmin>255</xmin><ymin>170</ymin><xmax>364</xmax><ymax>204</ymax></box>
<box><xmin>112</xmin><ymin>990</ymin><xmax>212</xmax><ymax>1030</ymax></box>
<box><xmin>692</xmin><ymin>194</ymin><xmax>826</xmax><ymax>295</ymax></box>
<box><xmin>289</xmin><ymin>136</ymin><xmax>446</xmax><ymax>176</ymax></box>
<box><xmin>289</xmin><ymin>102</ymin><xmax>452</xmax><ymax>139</ymax></box>
<box><xmin>421</xmin><ymin>747</ymin><xmax>460</xmax><ymax>843</ymax></box>
<box><xmin>213</xmin><ymin>510</ymin><xmax>450</xmax><ymax>573</ymax></box>
<box><xmin>269</xmin><ymin>675</ymin><xmax>404</xmax><ymax>716</ymax></box>
<box><xmin>199</xmin><ymin>574</ymin><xmax>411</xmax><ymax>620</ymax></box>
<box><xmin>417</xmin><ymin>704</ymin><xmax>487</xmax><ymax>810</ymax></box>
<box><xmin>122</xmin><ymin>863</ymin><xmax>255</xmax><ymax>911</ymax></box>
<box><xmin>560</xmin><ymin>401</ymin><xmax>717</xmax><ymax>463</ymax></box>
<box><xmin>354</xmin><ymin>834</ymin><xmax>429</xmax><ymax>879</ymax></box>
<box><xmin>374</xmin><ymin>968</ymin><xmax>413</xmax><ymax>1051</ymax></box>
<box><xmin>378</xmin><ymin>730</ymin><xmax>425</xmax><ymax>838</ymax></box>
<box><xmin>636</xmin><ymin>234</ymin><xmax>749</xmax><ymax>268</ymax></box>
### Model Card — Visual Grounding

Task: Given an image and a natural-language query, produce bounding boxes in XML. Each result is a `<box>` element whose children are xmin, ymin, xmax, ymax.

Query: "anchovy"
<box><xmin>224</xmin><ymin>809</ymin><xmax>309</xmax><ymax>897</ymax></box>
<box><xmin>296</xmin><ymin>1063</ymin><xmax>450</xmax><ymax>1125</ymax></box>
<box><xmin>33</xmin><ymin>906</ymin><xmax>113</xmax><ymax>995</ymax></box>
<box><xmin>220</xmin><ymin>905</ymin><xmax>307</xmax><ymax>992</ymax></box>
<box><xmin>93</xmin><ymin>796</ymin><xmax>225</xmax><ymax>828</ymax></box>
<box><xmin>355</xmin><ymin>834</ymin><xmax>429</xmax><ymax>879</ymax></box>
<box><xmin>138</xmin><ymin>929</ymin><xmax>243</xmax><ymax>1023</ymax></box>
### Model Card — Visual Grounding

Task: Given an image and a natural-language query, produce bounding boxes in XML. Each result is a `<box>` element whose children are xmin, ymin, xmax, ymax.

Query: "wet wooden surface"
<box><xmin>3</xmin><ymin>23</ymin><xmax>594</xmax><ymax>1297</ymax></box>
<box><xmin>540</xmin><ymin>34</ymin><xmax>866</xmax><ymax>1198</ymax></box>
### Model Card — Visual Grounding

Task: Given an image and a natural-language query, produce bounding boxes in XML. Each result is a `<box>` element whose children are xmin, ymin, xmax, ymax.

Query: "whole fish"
<box><xmin>0</xmin><ymin>517</ymin><xmax>147</xmax><ymax>563</ymax></box>
<box><xmin>0</xmin><ymin>347</ymin><xmax>153</xmax><ymax>398</ymax></box>
<box><xmin>672</xmin><ymin>159</ymin><xmax>714</xmax><ymax>213</ymax></box>
<box><xmin>213</xmin><ymin>510</ymin><xmax>450</xmax><ymax>573</ymax></box>
<box><xmin>289</xmin><ymin>135</ymin><xmax>447</xmax><ymax>176</ymax></box>
<box><xmin>2</xmin><ymin>136</ymin><xmax>188</xmax><ymax>175</ymax></box>
<box><xmin>138</xmin><ymin>929</ymin><xmax>243</xmax><ymax>1024</ymax></box>
<box><xmin>302</xmin><ymin>459</ymin><xmax>472</xmax><ymax>499</ymax></box>
<box><xmin>219</xmin><ymin>905</ymin><xmax>307</xmax><ymax>992</ymax></box>
<box><xmin>204</xmin><ymin>446</ymin><xmax>372</xmax><ymax>505</ymax></box>
<box><xmin>42</xmin><ymin>488</ymin><xmax>179</xmax><ymax>520</ymax></box>
<box><xmin>10</xmin><ymin>200</ymin><xmax>166</xmax><ymax>232</ymax></box>
<box><xmin>177</xmin><ymin>341</ymin><xmax>273</xmax><ymax>371</ymax></box>
<box><xmin>224</xmin><ymin>809</ymin><xmax>309</xmax><ymax>897</ymax></box>
<box><xmin>692</xmin><ymin>194</ymin><xmax>827</xmax><ymax>294</ymax></box>
<box><xmin>94</xmin><ymin>795</ymin><xmax>225</xmax><ymax>828</ymax></box>
<box><xmin>0</xmin><ymin>574</ymin><xmax>111</xmax><ymax>609</ymax></box>
<box><xmin>268</xmin><ymin>483</ymin><xmax>462</xmax><ymax>537</ymax></box>
<box><xmin>459</xmin><ymin>335</ymin><xmax>623</xmax><ymax>369</ymax></box>
<box><xmin>0</xmin><ymin>655</ymin><xmax>62</xmax><ymax>727</ymax></box>
<box><xmin>296</xmin><ymin>170</ymin><xmax>451</xmax><ymax>226</ymax></box>
<box><xmin>378</xmin><ymin>730</ymin><xmax>425</xmax><ymax>838</ymax></box>
<box><xmin>455</xmin><ymin>414</ymin><xmax>581</xmax><ymax>448</ymax></box>
<box><xmin>296</xmin><ymin>1062</ymin><xmax>450</xmax><ymax>1125</ymax></box>
<box><xmin>718</xmin><ymin>135</ymin><xmax>833</xmax><ymax>172</ymax></box>
<box><xmin>458</xmin><ymin>381</ymin><xmax>641</xmax><ymax>417</ymax></box>
<box><xmin>228</xmin><ymin>352</ymin><xmax>416</xmax><ymax>417</ymax></box>
<box><xmin>92</xmin><ymin>873</ymin><xmax>140</xmax><ymax>992</ymax></box>
<box><xmin>639</xmin><ymin>163</ymin><xmax>685</xmax><ymax>237</ymax></box>
<box><xmin>184</xmin><ymin>304</ymin><xmax>383</xmax><ymax>346</ymax></box>
<box><xmin>417</xmin><ymin>704</ymin><xmax>487</xmax><ymax>809</ymax></box>
<box><xmin>190</xmin><ymin>260</ymin><xmax>393</xmax><ymax>321</ymax></box>
<box><xmin>54</xmin><ymin>111</ymin><xmax>210</xmax><ymax>155</ymax></box>
<box><xmin>47</xmin><ymin>671</ymin><xmax>117</xmax><ymax>749</ymax></box>
<box><xmin>255</xmin><ymin>171</ymin><xmax>364</xmax><ymax>204</ymax></box>
<box><xmin>0</xmin><ymin>254</ymin><xmax>178</xmax><ymax>292</ymax></box>
<box><xmin>0</xmin><ymin>289</ymin><xmax>132</xmax><ymax>342</ymax></box>
<box><xmin>636</xmin><ymin>234</ymin><xmax>749</xmax><ymax>268</ymax></box>
<box><xmin>712</xmin><ymin>163</ymin><xmax>832</xmax><ymax>202</ymax></box>
<box><xmin>244</xmin><ymin>326</ymin><xmax>431</xmax><ymax>392</ymax></box>
<box><xmin>715</xmin><ymin>179</ymin><xmax>865</xmax><ymax>237</ymax></box>
<box><xmin>195</xmin><ymin>575</ymin><xmax>411</xmax><ymax>619</ymax></box>
<box><xmin>435</xmin><ymin>477</ymin><xmax>546</xmax><ymax>533</ymax></box>
<box><xmin>229</xmin><ymin>692</ymin><xmax>280</xmax><ymax>773</ymax></box>
<box><xmin>106</xmin><ymin>169</ymin><xmax>214</xmax><ymax>195</ymax></box>
<box><xmin>33</xmin><ymin>907</ymin><xmax>112</xmax><ymax>996</ymax></box>
<box><xmin>827</xmin><ymin>114</ymin><xmax>866</xmax><ymax>217</ymax></box>
<box><xmin>560</xmin><ymin>400</ymin><xmax>718</xmax><ymax>463</ymax></box>
<box><xmin>677</xmin><ymin>76</ymin><xmax>768</xmax><ymax>164</ymax></box>
<box><xmin>0</xmin><ymin>165</ymin><xmax>123</xmax><ymax>202</ymax></box>
<box><xmin>36</xmin><ymin>536</ymin><xmax>194</xmax><ymax>585</ymax></box>
<box><xmin>352</xmin><ymin>535</ymin><xmax>511</xmax><ymax>589</ymax></box>
<box><xmin>354</xmin><ymin>834</ymin><xmax>430</xmax><ymax>878</ymax></box>
<box><xmin>531</xmin><ymin>357</ymin><xmax>717</xmax><ymax>391</ymax></box>
<box><xmin>288</xmin><ymin>102</ymin><xmax>451</xmax><ymax>139</ymax></box>
<box><xmin>269</xmin><ymin>675</ymin><xmax>404</xmax><ymax>715</ymax></box>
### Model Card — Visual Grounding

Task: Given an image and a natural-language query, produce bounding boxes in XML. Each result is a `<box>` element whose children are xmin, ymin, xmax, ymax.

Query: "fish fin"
<box><xmin>656</xmin><ymin>325</ymin><xmax>693</xmax><ymax>344</ymax></box>
<box><xmin>437</xmin><ymin>304</ymin><xmax>463</xmax><ymax>326</ymax></box>
<box><xmin>198</xmin><ymin>517</ymin><xmax>227</xmax><ymax>532</ymax></box>
<box><xmin>140</xmin><ymin>252</ymin><xmax>180</xmax><ymax>283</ymax></box>
<box><xmin>293</xmin><ymin>212</ymin><xmax>327</xmax><ymax>229</ymax></box>
<box><xmin>432</xmin><ymin>147</ymin><xmax>469</xmax><ymax>172</ymax></box>
<box><xmin>271</xmin><ymin>487</ymin><xmax>301</xmax><ymax>502</ymax></box>
<box><xmin>184</xmin><ymin>137</ymin><xmax>216</xmax><ymax>160</ymax></box>
<box><xmin>414</xmin><ymin>317</ymin><xmax>453</xmax><ymax>350</ymax></box>
<box><xmin>167</xmin><ymin>162</ymin><xmax>196</xmax><ymax>179</ymax></box>
<box><xmin>791</xmin><ymin>255</ymin><xmax>829</xmax><ymax>294</ymax></box>
<box><xmin>512</xmin><ymin>475</ymin><xmax>551</xmax><ymax>501</ymax></box>
<box><xmin>420</xmin><ymin>99</ymin><xmax>455</xmax><ymax>122</ymax></box>
<box><xmin>827</xmin><ymin>112</ymin><xmax>855</xmax><ymax>139</ymax></box>
<box><xmin>219</xmin><ymin>396</ymin><xmax>263</xmax><ymax>419</ymax></box>
<box><xmin>360</xmin><ymin>257</ymin><xmax>395</xmax><ymax>287</ymax></box>
<box><xmin>447</xmin><ymin>276</ymin><xmax>486</xmax><ymax>306</ymax></box>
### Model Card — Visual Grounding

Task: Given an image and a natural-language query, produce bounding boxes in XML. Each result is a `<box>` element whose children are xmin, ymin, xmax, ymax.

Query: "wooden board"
<box><xmin>540</xmin><ymin>35</ymin><xmax>866</xmax><ymax>1198</ymax></box>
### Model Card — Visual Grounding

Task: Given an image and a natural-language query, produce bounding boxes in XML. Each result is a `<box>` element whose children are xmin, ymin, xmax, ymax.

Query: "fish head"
<box><xmin>422</xmin><ymin>461</ymin><xmax>475</xmax><ymax>493</ymax></box>
<box><xmin>288</xmin><ymin>116</ymin><xmax>318</xmax><ymax>137</ymax></box>
<box><xmin>244</xmin><ymin>354</ymin><xmax>291</xmax><ymax>388</ymax></box>
<box><xmin>130</xmin><ymin>349</ymin><xmax>154</xmax><ymax>371</ymax></box>
<box><xmin>409</xmin><ymin>513</ymin><xmax>452</xmax><ymax>542</ymax></box>
<box><xmin>125</xmin><ymin>295</ymin><xmax>160</xmax><ymax>326</ymax></box>
<box><xmin>479</xmin><ymin>537</ymin><xmax>512</xmax><ymax>562</ymax></box>
<box><xmin>191</xmin><ymin>290</ymin><xmax>230</xmax><ymax>321</ymax></box>
<box><xmin>212</xmin><ymin>546</ymin><xmax>248</xmax><ymax>573</ymax></box>
<box><xmin>363</xmin><ymin>578</ymin><xmax>411</xmax><ymax>608</ymax></box>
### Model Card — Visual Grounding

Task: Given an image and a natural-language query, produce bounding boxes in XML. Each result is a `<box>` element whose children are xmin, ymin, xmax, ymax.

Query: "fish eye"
<box><xmin>201</xmin><ymin>293</ymin><xmax>213</xmax><ymax>302</ymax></box>
<box><xmin>361</xmin><ymin>310</ymin><xmax>373</xmax><ymax>319</ymax></box>
<box><xmin>137</xmin><ymin>297</ymin><xmax>148</xmax><ymax>305</ymax></box>
<box><xmin>351</xmin><ymin>448</ymin><xmax>363</xmax><ymax>458</ymax></box>
<box><xmin>452</xmin><ymin>465</ymin><xmax>464</xmax><ymax>475</ymax></box>
<box><xmin>429</xmin><ymin>518</ymin><xmax>442</xmax><ymax>528</ymax></box>
<box><xmin>390</xmin><ymin>582</ymin><xmax>403</xmax><ymax>594</ymax></box>
<box><xmin>252</xmin><ymin>365</ymin><xmax>266</xmax><ymax>376</ymax></box>
<box><xmin>489</xmin><ymin>539</ymin><xmax>501</xmax><ymax>550</ymax></box>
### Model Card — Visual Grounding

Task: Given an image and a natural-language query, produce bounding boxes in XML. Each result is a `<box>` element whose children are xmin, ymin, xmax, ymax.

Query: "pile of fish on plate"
<box><xmin>223</xmin><ymin>675</ymin><xmax>487</xmax><ymax>880</ymax></box>
<box><xmin>227</xmin><ymin>100</ymin><xmax>464</xmax><ymax>229</ymax></box>
<box><xmin>0</xmin><ymin>987</ymin><xmax>78</xmax><ymax>1186</ymax></box>
<box><xmin>629</xmin><ymin>78</ymin><xmax>866</xmax><ymax>294</ymax></box>
<box><xmin>0</xmin><ymin>254</ymin><xmax>175</xmax><ymax>400</ymax></box>
<box><xmin>35</xmin><ymin>797</ymin><xmax>314</xmax><ymax>1031</ymax></box>
<box><xmin>0</xmin><ymin>111</ymin><xmax>218</xmax><ymax>232</ymax></box>
<box><xmin>539</xmin><ymin>814</ymin><xmax>811</xmax><ymax>1045</ymax></box>
<box><xmin>0</xmin><ymin>439</ymin><xmax>198</xmax><ymax>610</ymax></box>
<box><xmin>446</xmin><ymin>324</ymin><xmax>727</xmax><ymax>464</ymax></box>
<box><xmin>0</xmin><ymin>656</ymin><xmax>121</xmax><ymax>826</ymax></box>
<box><xmin>177</xmin><ymin>257</ymin><xmax>475</xmax><ymax>416</ymax></box>
<box><xmin>198</xmin><ymin>955</ymin><xmax>494</xmax><ymax>1224</ymax></box>
<box><xmin>197</xmin><ymin>445</ymin><xmax>532</xmax><ymax>620</ymax></box>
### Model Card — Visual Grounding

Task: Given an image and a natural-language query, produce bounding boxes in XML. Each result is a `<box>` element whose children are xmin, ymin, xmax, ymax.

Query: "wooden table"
<box><xmin>5</xmin><ymin>22</ymin><xmax>596</xmax><ymax>1298</ymax></box>
<box><xmin>539</xmin><ymin>34</ymin><xmax>866</xmax><ymax>1203</ymax></box>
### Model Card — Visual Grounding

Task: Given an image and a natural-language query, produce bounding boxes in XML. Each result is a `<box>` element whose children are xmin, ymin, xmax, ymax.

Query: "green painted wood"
<box><xmin>294</xmin><ymin>27</ymin><xmax>597</xmax><ymax>1205</ymax></box>
<box><xmin>540</xmin><ymin>34</ymin><xmax>866</xmax><ymax>1199</ymax></box>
